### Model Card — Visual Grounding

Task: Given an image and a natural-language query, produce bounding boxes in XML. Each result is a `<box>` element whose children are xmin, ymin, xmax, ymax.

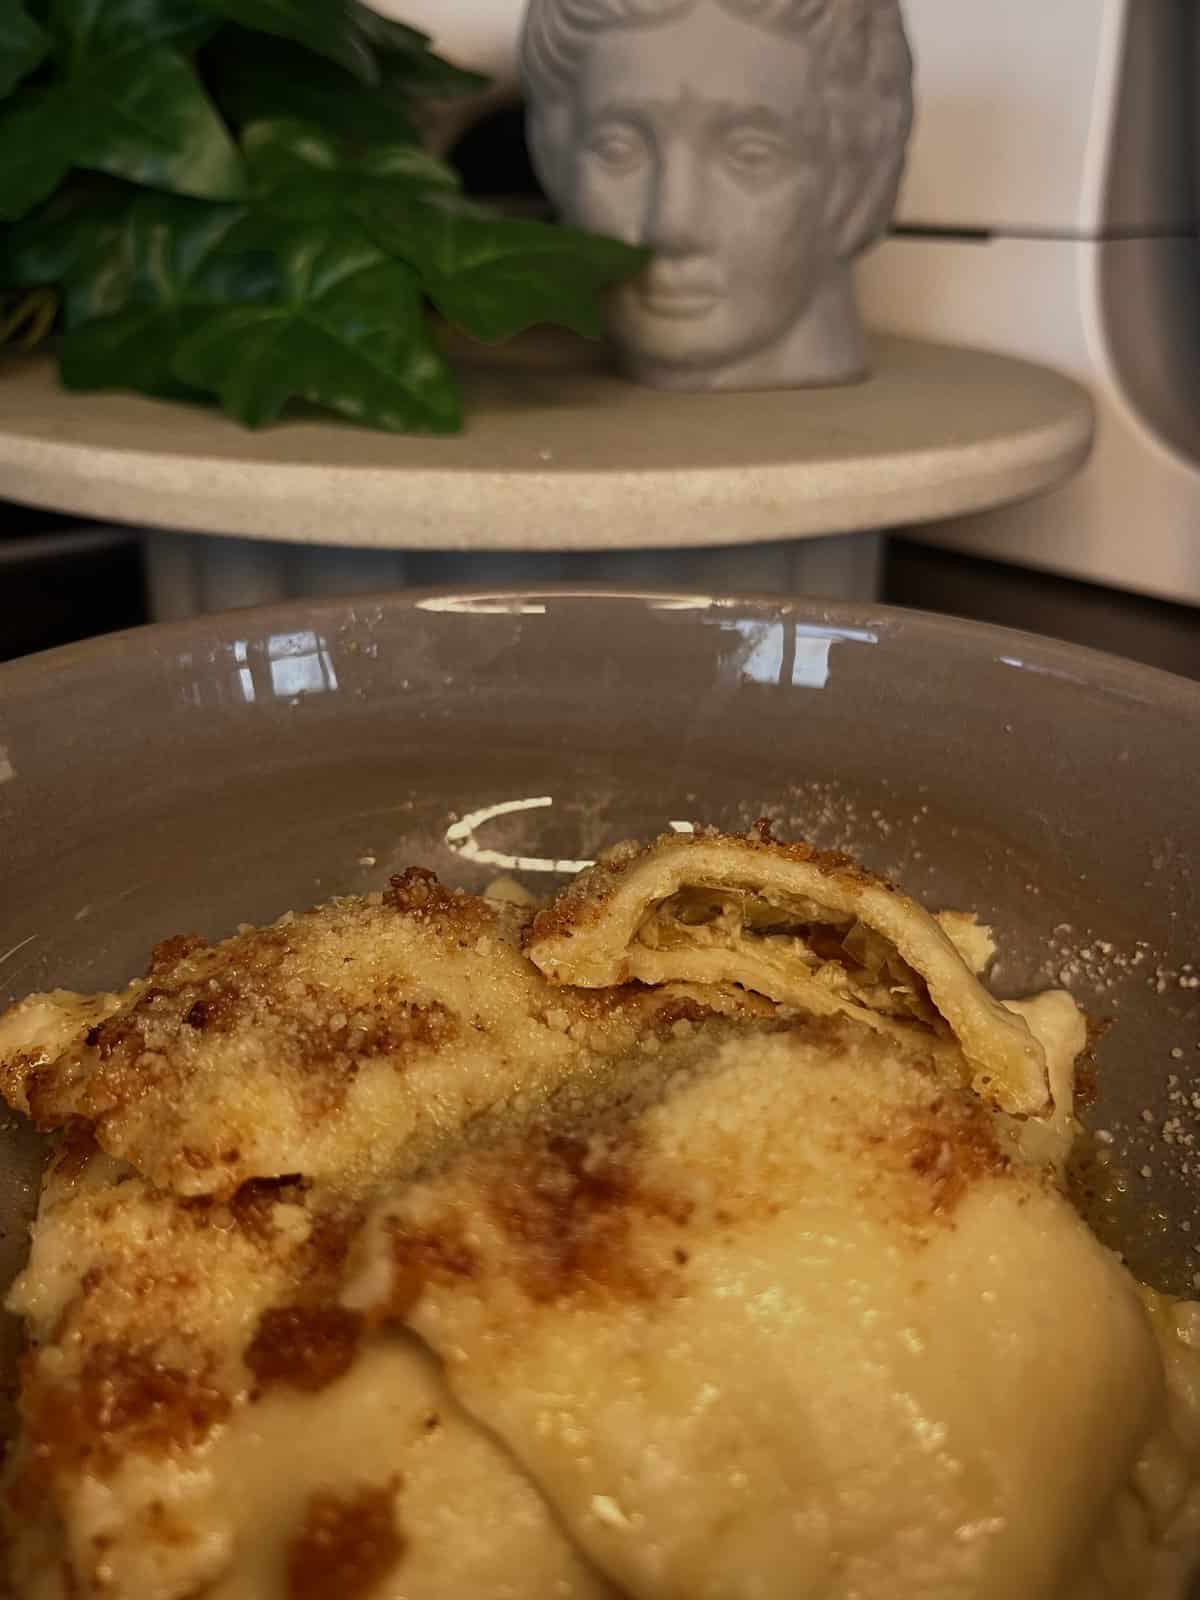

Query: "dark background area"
<box><xmin>0</xmin><ymin>507</ymin><xmax>144</xmax><ymax>663</ymax></box>
<box><xmin>885</xmin><ymin>538</ymin><xmax>1200</xmax><ymax>681</ymax></box>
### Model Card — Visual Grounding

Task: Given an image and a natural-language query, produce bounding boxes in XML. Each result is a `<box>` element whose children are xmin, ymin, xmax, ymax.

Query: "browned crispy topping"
<box><xmin>379</xmin><ymin>1222</ymin><xmax>479</xmax><ymax>1327</ymax></box>
<box><xmin>884</xmin><ymin>1095</ymin><xmax>1012</xmax><ymax>1222</ymax></box>
<box><xmin>646</xmin><ymin>995</ymin><xmax>729</xmax><ymax>1042</ymax></box>
<box><xmin>297</xmin><ymin>1205</ymin><xmax>364</xmax><ymax>1299</ymax></box>
<box><xmin>285</xmin><ymin>1483</ymin><xmax>404</xmax><ymax>1600</ymax></box>
<box><xmin>729</xmin><ymin>828</ymin><xmax>882</xmax><ymax>884</ymax></box>
<box><xmin>83</xmin><ymin>937</ymin><xmax>285</xmax><ymax>1070</ymax></box>
<box><xmin>149</xmin><ymin>935</ymin><xmax>211</xmax><ymax>973</ymax></box>
<box><xmin>333</xmin><ymin>997</ymin><xmax>457</xmax><ymax>1063</ymax></box>
<box><xmin>229</xmin><ymin>1175</ymin><xmax>309</xmax><ymax>1242</ymax></box>
<box><xmin>23</xmin><ymin>910</ymin><xmax>466</xmax><ymax>1179</ymax></box>
<box><xmin>386</xmin><ymin>867</ymin><xmax>450</xmax><ymax>913</ymax></box>
<box><xmin>244</xmin><ymin>1306</ymin><xmax>365</xmax><ymax>1394</ymax></box>
<box><xmin>547</xmin><ymin>983</ymin><xmax>770</xmax><ymax>1043</ymax></box>
<box><xmin>48</xmin><ymin>1121</ymin><xmax>99</xmax><ymax>1185</ymax></box>
<box><xmin>26</xmin><ymin>932</ymin><xmax>295</xmax><ymax>1130</ymax></box>
<box><xmin>386</xmin><ymin>868</ymin><xmax>496</xmax><ymax>938</ymax></box>
<box><xmin>486</xmin><ymin>1134</ymin><xmax>692</xmax><ymax>1304</ymax></box>
<box><xmin>17</xmin><ymin>1344</ymin><xmax>230</xmax><ymax>1485</ymax></box>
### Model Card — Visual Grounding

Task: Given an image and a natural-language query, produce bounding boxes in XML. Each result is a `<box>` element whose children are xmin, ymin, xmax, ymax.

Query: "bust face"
<box><xmin>556</xmin><ymin>5</ymin><xmax>834</xmax><ymax>380</ymax></box>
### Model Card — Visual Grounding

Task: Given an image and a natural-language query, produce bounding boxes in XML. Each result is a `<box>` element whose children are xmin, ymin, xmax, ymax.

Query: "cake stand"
<box><xmin>0</xmin><ymin>329</ymin><xmax>1093</xmax><ymax>618</ymax></box>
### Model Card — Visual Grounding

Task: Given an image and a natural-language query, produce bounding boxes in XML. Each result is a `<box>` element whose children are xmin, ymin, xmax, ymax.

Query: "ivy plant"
<box><xmin>0</xmin><ymin>0</ymin><xmax>648</xmax><ymax>431</ymax></box>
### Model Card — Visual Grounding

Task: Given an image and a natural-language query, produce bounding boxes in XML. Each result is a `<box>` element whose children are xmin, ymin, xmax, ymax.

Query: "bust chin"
<box><xmin>609</xmin><ymin>267</ymin><xmax>868</xmax><ymax>393</ymax></box>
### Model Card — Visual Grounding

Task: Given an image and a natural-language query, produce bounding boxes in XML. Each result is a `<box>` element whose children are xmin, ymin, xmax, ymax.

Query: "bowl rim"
<box><xmin>1</xmin><ymin>587</ymin><xmax>1197</xmax><ymax>716</ymax></box>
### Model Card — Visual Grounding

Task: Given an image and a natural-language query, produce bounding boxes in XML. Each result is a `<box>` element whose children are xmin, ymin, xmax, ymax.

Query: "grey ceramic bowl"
<box><xmin>0</xmin><ymin>590</ymin><xmax>1197</xmax><ymax>1343</ymax></box>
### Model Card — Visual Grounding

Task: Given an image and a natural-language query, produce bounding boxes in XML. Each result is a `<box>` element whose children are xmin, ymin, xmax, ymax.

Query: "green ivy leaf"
<box><xmin>377</xmin><ymin>55</ymin><xmax>487</xmax><ymax>101</ymax></box>
<box><xmin>358</xmin><ymin>14</ymin><xmax>488</xmax><ymax>98</ymax></box>
<box><xmin>49</xmin><ymin>191</ymin><xmax>270</xmax><ymax>391</ymax></box>
<box><xmin>0</xmin><ymin>88</ymin><xmax>76</xmax><ymax>218</ymax></box>
<box><xmin>243</xmin><ymin>116</ymin><xmax>457</xmax><ymax>199</ymax></box>
<box><xmin>76</xmin><ymin>49</ymin><xmax>245</xmax><ymax>197</ymax></box>
<box><xmin>0</xmin><ymin>0</ymin><xmax>646</xmax><ymax>436</ymax></box>
<box><xmin>0</xmin><ymin>46</ymin><xmax>244</xmax><ymax>219</ymax></box>
<box><xmin>242</xmin><ymin>115</ymin><xmax>337</xmax><ymax>186</ymax></box>
<box><xmin>363</xmin><ymin>199</ymin><xmax>651</xmax><ymax>341</ymax></box>
<box><xmin>198</xmin><ymin>0</ymin><xmax>376</xmax><ymax>84</ymax></box>
<box><xmin>46</xmin><ymin>0</ymin><xmax>217</xmax><ymax>69</ymax></box>
<box><xmin>60</xmin><ymin>298</ymin><xmax>213</xmax><ymax>396</ymax></box>
<box><xmin>0</xmin><ymin>181</ymin><xmax>132</xmax><ymax>321</ymax></box>
<box><xmin>350</xmin><ymin>10</ymin><xmax>426</xmax><ymax>52</ymax></box>
<box><xmin>172</xmin><ymin>221</ymin><xmax>461</xmax><ymax>431</ymax></box>
<box><xmin>0</xmin><ymin>1</ymin><xmax>51</xmax><ymax>97</ymax></box>
<box><xmin>57</xmin><ymin>192</ymin><xmax>270</xmax><ymax>393</ymax></box>
<box><xmin>357</xmin><ymin>141</ymin><xmax>462</xmax><ymax>187</ymax></box>
<box><xmin>203</xmin><ymin>29</ymin><xmax>421</xmax><ymax>147</ymax></box>
<box><xmin>100</xmin><ymin>190</ymin><xmax>265</xmax><ymax>304</ymax></box>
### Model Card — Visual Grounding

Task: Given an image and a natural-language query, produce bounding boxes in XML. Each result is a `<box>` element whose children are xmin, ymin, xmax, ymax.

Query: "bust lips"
<box><xmin>633</xmin><ymin>269</ymin><xmax>725</xmax><ymax>321</ymax></box>
<box><xmin>638</xmin><ymin>288</ymin><xmax>722</xmax><ymax>320</ymax></box>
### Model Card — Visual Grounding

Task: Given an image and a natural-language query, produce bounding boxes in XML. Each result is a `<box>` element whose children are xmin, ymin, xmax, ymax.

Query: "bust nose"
<box><xmin>643</xmin><ymin>139</ymin><xmax>708</xmax><ymax>256</ymax></box>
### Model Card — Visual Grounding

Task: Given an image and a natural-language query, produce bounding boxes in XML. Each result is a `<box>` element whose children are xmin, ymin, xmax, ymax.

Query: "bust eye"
<box><xmin>720</xmin><ymin>130</ymin><xmax>787</xmax><ymax>183</ymax></box>
<box><xmin>586</xmin><ymin>124</ymin><xmax>649</xmax><ymax>175</ymax></box>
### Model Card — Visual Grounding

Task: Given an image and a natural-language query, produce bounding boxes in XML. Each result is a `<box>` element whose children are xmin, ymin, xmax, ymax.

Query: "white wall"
<box><xmin>368</xmin><ymin>0</ymin><xmax>523</xmax><ymax>92</ymax></box>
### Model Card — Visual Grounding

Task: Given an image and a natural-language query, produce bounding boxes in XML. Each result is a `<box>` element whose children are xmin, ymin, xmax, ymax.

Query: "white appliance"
<box><xmin>383</xmin><ymin>0</ymin><xmax>1200</xmax><ymax>607</ymax></box>
<box><xmin>855</xmin><ymin>0</ymin><xmax>1200</xmax><ymax>606</ymax></box>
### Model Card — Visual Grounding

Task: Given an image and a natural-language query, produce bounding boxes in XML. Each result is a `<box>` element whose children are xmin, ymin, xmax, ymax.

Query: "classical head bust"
<box><xmin>521</xmin><ymin>0</ymin><xmax>913</xmax><ymax>390</ymax></box>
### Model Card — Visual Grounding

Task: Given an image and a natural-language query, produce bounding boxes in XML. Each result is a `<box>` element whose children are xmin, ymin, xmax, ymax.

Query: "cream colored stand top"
<box><xmin>0</xmin><ymin>331</ymin><xmax>1091</xmax><ymax>550</ymax></box>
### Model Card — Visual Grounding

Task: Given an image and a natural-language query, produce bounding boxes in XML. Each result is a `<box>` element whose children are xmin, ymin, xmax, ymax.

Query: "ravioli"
<box><xmin>0</xmin><ymin>827</ymin><xmax>1196</xmax><ymax>1599</ymax></box>
<box><xmin>0</xmin><ymin>872</ymin><xmax>769</xmax><ymax>1200</ymax></box>
<box><xmin>345</xmin><ymin>1019</ymin><xmax>1161</xmax><ymax>1600</ymax></box>
<box><xmin>526</xmin><ymin>829</ymin><xmax>1049</xmax><ymax>1116</ymax></box>
<box><xmin>4</xmin><ymin>1134</ymin><xmax>616</xmax><ymax>1600</ymax></box>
